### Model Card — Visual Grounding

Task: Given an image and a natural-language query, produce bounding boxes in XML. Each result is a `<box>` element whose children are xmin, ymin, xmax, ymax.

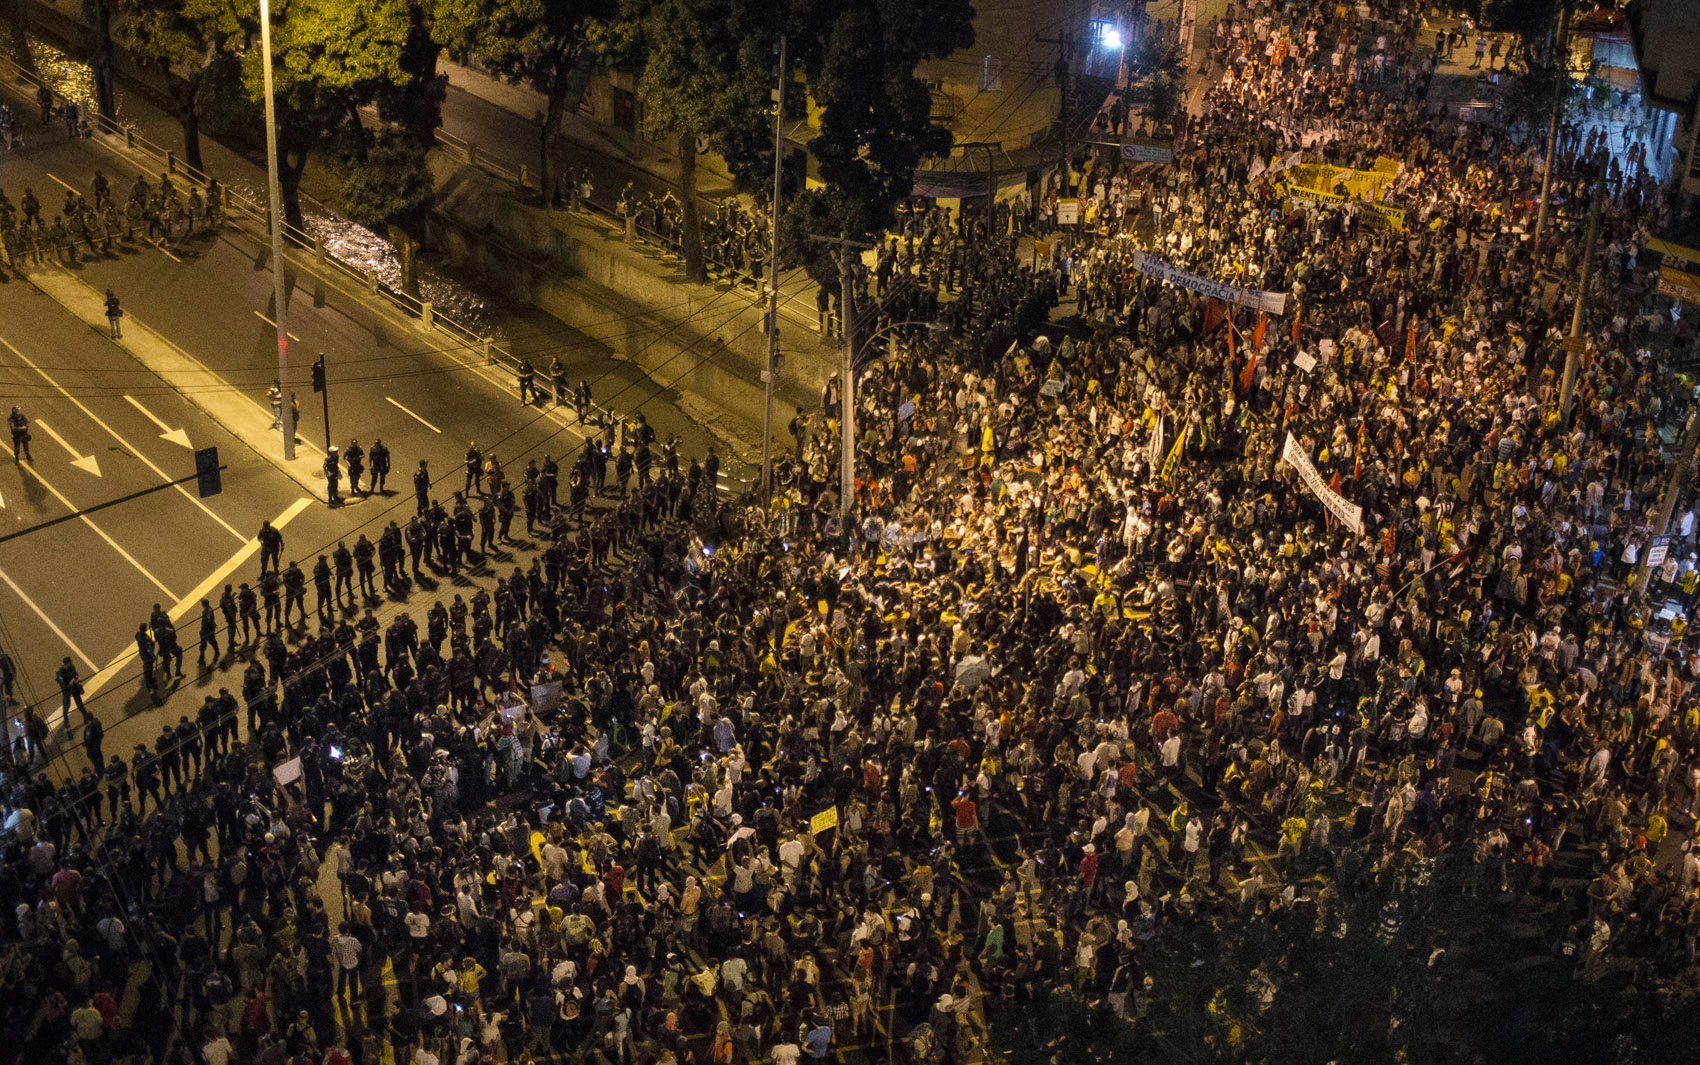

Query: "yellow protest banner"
<box><xmin>1660</xmin><ymin>266</ymin><xmax>1700</xmax><ymax>305</ymax></box>
<box><xmin>1282</xmin><ymin>182</ymin><xmax>1403</xmax><ymax>229</ymax></box>
<box><xmin>1372</xmin><ymin>155</ymin><xmax>1400</xmax><ymax>174</ymax></box>
<box><xmin>1286</xmin><ymin>163</ymin><xmax>1396</xmax><ymax>200</ymax></box>
<box><xmin>810</xmin><ymin>806</ymin><xmax>840</xmax><ymax>834</ymax></box>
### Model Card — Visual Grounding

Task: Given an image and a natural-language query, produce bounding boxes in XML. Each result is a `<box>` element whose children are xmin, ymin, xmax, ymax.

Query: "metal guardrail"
<box><xmin>429</xmin><ymin>131</ymin><xmax>820</xmax><ymax>324</ymax></box>
<box><xmin>0</xmin><ymin>54</ymin><xmax>753</xmax><ymax>493</ymax></box>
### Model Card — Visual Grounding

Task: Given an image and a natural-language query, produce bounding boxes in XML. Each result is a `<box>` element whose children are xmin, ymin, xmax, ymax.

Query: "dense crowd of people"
<box><xmin>5</xmin><ymin>1</ymin><xmax>1700</xmax><ymax>1064</ymax></box>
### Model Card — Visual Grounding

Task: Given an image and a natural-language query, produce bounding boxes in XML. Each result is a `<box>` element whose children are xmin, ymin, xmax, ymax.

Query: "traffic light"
<box><xmin>311</xmin><ymin>357</ymin><xmax>326</xmax><ymax>393</ymax></box>
<box><xmin>195</xmin><ymin>447</ymin><xmax>222</xmax><ymax>498</ymax></box>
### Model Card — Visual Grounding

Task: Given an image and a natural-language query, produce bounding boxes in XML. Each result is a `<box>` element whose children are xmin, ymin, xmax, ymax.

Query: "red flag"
<box><xmin>1251</xmin><ymin>312</ymin><xmax>1268</xmax><ymax>353</ymax></box>
<box><xmin>1353</xmin><ymin>421</ymin><xmax>1365</xmax><ymax>482</ymax></box>
<box><xmin>1405</xmin><ymin>321</ymin><xmax>1417</xmax><ymax>362</ymax></box>
<box><xmin>1239</xmin><ymin>351</ymin><xmax>1256</xmax><ymax>392</ymax></box>
<box><xmin>1329</xmin><ymin>471</ymin><xmax>1342</xmax><ymax>495</ymax></box>
<box><xmin>1227</xmin><ymin>312</ymin><xmax>1236</xmax><ymax>363</ymax></box>
<box><xmin>1203</xmin><ymin>297</ymin><xmax>1224</xmax><ymax>335</ymax></box>
<box><xmin>1291</xmin><ymin>302</ymin><xmax>1301</xmax><ymax>343</ymax></box>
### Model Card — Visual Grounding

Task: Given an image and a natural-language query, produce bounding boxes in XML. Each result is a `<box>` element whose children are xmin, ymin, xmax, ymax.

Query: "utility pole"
<box><xmin>258</xmin><ymin>0</ymin><xmax>294</xmax><ymax>460</ymax></box>
<box><xmin>1531</xmin><ymin>6</ymin><xmax>1570</xmax><ymax>251</ymax></box>
<box><xmin>1559</xmin><ymin>150</ymin><xmax>1609</xmax><ymax>424</ymax></box>
<box><xmin>312</xmin><ymin>355</ymin><xmax>330</xmax><ymax>453</ymax></box>
<box><xmin>760</xmin><ymin>35</ymin><xmax>786</xmax><ymax>500</ymax></box>
<box><xmin>1633</xmin><ymin>406</ymin><xmax>1700</xmax><ymax>599</ymax></box>
<box><xmin>1038</xmin><ymin>32</ymin><xmax>1076</xmax><ymax>199</ymax></box>
<box><xmin>840</xmin><ymin>238</ymin><xmax>857</xmax><ymax>542</ymax></box>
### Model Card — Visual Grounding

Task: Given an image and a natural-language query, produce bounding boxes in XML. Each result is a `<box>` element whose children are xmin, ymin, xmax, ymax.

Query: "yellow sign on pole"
<box><xmin>1659</xmin><ymin>266</ymin><xmax>1700</xmax><ymax>305</ymax></box>
<box><xmin>1034</xmin><ymin>240</ymin><xmax>1052</xmax><ymax>259</ymax></box>
<box><xmin>810</xmin><ymin>806</ymin><xmax>839</xmax><ymax>834</ymax></box>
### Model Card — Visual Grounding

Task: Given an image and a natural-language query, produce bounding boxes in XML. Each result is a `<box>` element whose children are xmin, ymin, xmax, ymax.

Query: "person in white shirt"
<box><xmin>330</xmin><ymin>922</ymin><xmax>363</xmax><ymax>999</ymax></box>
<box><xmin>202</xmin><ymin>1034</ymin><xmax>234</xmax><ymax>1065</ymax></box>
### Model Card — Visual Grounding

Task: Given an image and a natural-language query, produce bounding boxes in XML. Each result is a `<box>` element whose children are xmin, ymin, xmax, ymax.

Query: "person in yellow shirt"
<box><xmin>1278</xmin><ymin>814</ymin><xmax>1307</xmax><ymax>873</ymax></box>
<box><xmin>1645</xmin><ymin>806</ymin><xmax>1669</xmax><ymax>851</ymax></box>
<box><xmin>459</xmin><ymin>955</ymin><xmax>487</xmax><ymax>1017</ymax></box>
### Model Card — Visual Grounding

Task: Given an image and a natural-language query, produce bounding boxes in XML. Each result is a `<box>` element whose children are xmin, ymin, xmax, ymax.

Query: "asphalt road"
<box><xmin>0</xmin><ymin>277</ymin><xmax>349</xmax><ymax>743</ymax></box>
<box><xmin>0</xmin><ymin>81</ymin><xmax>762</xmax><ymax>781</ymax></box>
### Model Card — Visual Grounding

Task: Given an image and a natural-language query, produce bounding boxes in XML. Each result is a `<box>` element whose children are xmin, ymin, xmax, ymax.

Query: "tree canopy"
<box><xmin>243</xmin><ymin>0</ymin><xmax>414</xmax><ymax>226</ymax></box>
<box><xmin>435</xmin><ymin>0</ymin><xmax>618</xmax><ymax>204</ymax></box>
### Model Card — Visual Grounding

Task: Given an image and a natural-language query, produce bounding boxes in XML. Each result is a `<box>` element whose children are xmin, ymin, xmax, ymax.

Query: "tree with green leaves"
<box><xmin>785</xmin><ymin>0</ymin><xmax>974</xmax><ymax>245</ymax></box>
<box><xmin>435</xmin><ymin>0</ymin><xmax>617</xmax><ymax>212</ymax></box>
<box><xmin>343</xmin><ymin>135</ymin><xmax>434</xmax><ymax>297</ymax></box>
<box><xmin>620</xmin><ymin>0</ymin><xmax>784</xmax><ymax>283</ymax></box>
<box><xmin>1484</xmin><ymin>0</ymin><xmax>1563</xmax><ymax>67</ymax></box>
<box><xmin>118</xmin><ymin>0</ymin><xmax>250</xmax><ymax>172</ymax></box>
<box><xmin>243</xmin><ymin>0</ymin><xmax>413</xmax><ymax>228</ymax></box>
<box><xmin>1122</xmin><ymin>30</ymin><xmax>1186</xmax><ymax>131</ymax></box>
<box><xmin>375</xmin><ymin>0</ymin><xmax>448</xmax><ymax>152</ymax></box>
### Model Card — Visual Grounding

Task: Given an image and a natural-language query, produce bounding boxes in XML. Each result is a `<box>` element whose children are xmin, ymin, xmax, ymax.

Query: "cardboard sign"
<box><xmin>1294</xmin><ymin>351</ymin><xmax>1317</xmax><ymax>373</ymax></box>
<box><xmin>1040</xmin><ymin>379</ymin><xmax>1065</xmax><ymax>397</ymax></box>
<box><xmin>1647</xmin><ymin>536</ymin><xmax>1671</xmax><ymax>573</ymax></box>
<box><xmin>810</xmin><ymin>806</ymin><xmax>839</xmax><ymax>834</ymax></box>
<box><xmin>531</xmin><ymin>681</ymin><xmax>562</xmax><ymax>715</ymax></box>
<box><xmin>273</xmin><ymin>757</ymin><xmax>302</xmax><ymax>786</ymax></box>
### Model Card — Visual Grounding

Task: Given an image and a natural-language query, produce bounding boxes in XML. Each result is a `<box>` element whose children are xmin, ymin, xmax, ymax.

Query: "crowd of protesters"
<box><xmin>6</xmin><ymin>1</ymin><xmax>1700</xmax><ymax>1064</ymax></box>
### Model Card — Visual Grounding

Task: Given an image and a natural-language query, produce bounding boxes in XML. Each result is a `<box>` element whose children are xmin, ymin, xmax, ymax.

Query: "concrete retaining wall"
<box><xmin>426</xmin><ymin>153</ymin><xmax>825</xmax><ymax>436</ymax></box>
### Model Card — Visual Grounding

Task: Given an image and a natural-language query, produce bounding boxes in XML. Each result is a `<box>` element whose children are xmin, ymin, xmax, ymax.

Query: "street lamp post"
<box><xmin>760</xmin><ymin>35</ymin><xmax>787</xmax><ymax>501</ymax></box>
<box><xmin>259</xmin><ymin>0</ymin><xmax>294</xmax><ymax>461</ymax></box>
<box><xmin>839</xmin><ymin>316</ymin><xmax>947</xmax><ymax>537</ymax></box>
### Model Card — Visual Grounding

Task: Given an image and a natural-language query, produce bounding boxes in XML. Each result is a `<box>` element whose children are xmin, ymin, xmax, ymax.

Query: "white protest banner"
<box><xmin>1131</xmin><ymin>252</ymin><xmax>1287</xmax><ymax>315</ymax></box>
<box><xmin>1281</xmin><ymin>433</ymin><xmax>1363</xmax><ymax>534</ymax></box>
<box><xmin>1147</xmin><ymin>417</ymin><xmax>1165</xmax><ymax>473</ymax></box>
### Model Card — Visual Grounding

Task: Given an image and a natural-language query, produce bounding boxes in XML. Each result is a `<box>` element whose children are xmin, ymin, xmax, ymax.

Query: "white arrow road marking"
<box><xmin>124</xmin><ymin>394</ymin><xmax>193</xmax><ymax>449</ymax></box>
<box><xmin>34</xmin><ymin>418</ymin><xmax>101</xmax><ymax>477</ymax></box>
<box><xmin>0</xmin><ymin>329</ymin><xmax>244</xmax><ymax>542</ymax></box>
<box><xmin>0</xmin><ymin>437</ymin><xmax>174</xmax><ymax>598</ymax></box>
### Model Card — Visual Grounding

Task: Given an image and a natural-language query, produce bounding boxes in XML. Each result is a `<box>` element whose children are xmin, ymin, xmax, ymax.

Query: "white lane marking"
<box><xmin>83</xmin><ymin>496</ymin><xmax>314</xmax><ymax>700</ymax></box>
<box><xmin>252</xmin><ymin>310</ymin><xmax>301</xmax><ymax>342</ymax></box>
<box><xmin>33</xmin><ymin>418</ymin><xmax>101</xmax><ymax>477</ymax></box>
<box><xmin>0</xmin><ymin>437</ymin><xmax>175</xmax><ymax>598</ymax></box>
<box><xmin>45</xmin><ymin>172</ymin><xmax>77</xmax><ymax>194</ymax></box>
<box><xmin>386</xmin><ymin>396</ymin><xmax>441</xmax><ymax>433</ymax></box>
<box><xmin>0</xmin><ymin>329</ymin><xmax>245</xmax><ymax>540</ymax></box>
<box><xmin>0</xmin><ymin>564</ymin><xmax>97</xmax><ymax>672</ymax></box>
<box><xmin>123</xmin><ymin>394</ymin><xmax>193</xmax><ymax>449</ymax></box>
<box><xmin>153</xmin><ymin>242</ymin><xmax>182</xmax><ymax>263</ymax></box>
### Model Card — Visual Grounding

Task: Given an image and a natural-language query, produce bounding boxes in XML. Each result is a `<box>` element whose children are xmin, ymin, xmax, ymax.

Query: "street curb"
<box><xmin>22</xmin><ymin>264</ymin><xmax>331</xmax><ymax>502</ymax></box>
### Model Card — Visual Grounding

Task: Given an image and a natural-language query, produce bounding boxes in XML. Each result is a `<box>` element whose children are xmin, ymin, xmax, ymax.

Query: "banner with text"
<box><xmin>1281</xmin><ymin>433</ymin><xmax>1364</xmax><ymax>534</ymax></box>
<box><xmin>1282</xmin><ymin>182</ymin><xmax>1405</xmax><ymax>229</ymax></box>
<box><xmin>1132</xmin><ymin>252</ymin><xmax>1288</xmax><ymax>315</ymax></box>
<box><xmin>1659</xmin><ymin>266</ymin><xmax>1700</xmax><ymax>305</ymax></box>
